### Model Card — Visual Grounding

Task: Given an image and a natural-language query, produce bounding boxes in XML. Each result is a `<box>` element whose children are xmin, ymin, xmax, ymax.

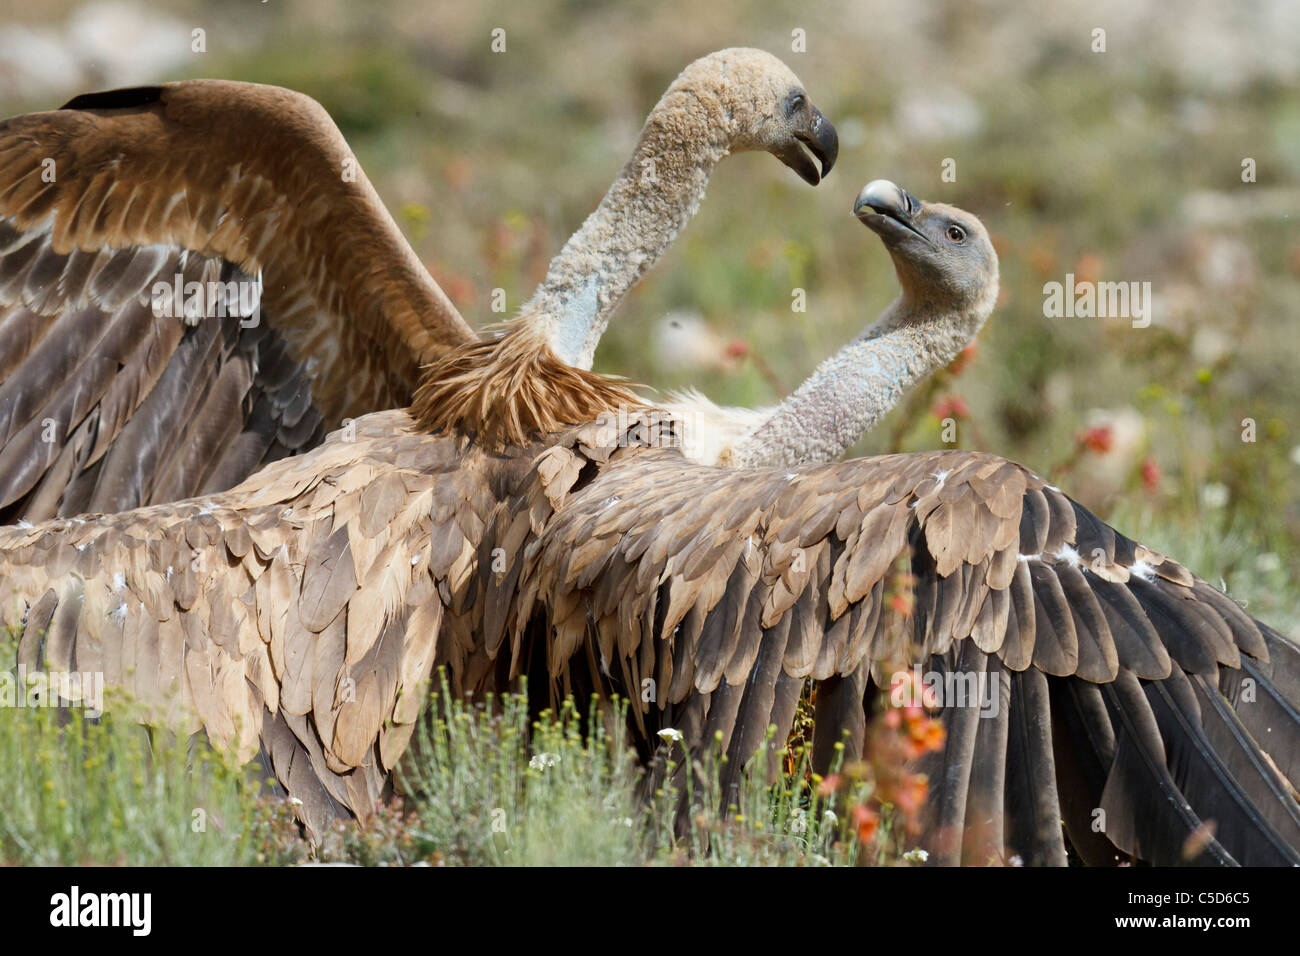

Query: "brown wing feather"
<box><xmin>0</xmin><ymin>410</ymin><xmax>489</xmax><ymax>838</ymax></box>
<box><xmin>500</xmin><ymin>421</ymin><xmax>1300</xmax><ymax>866</ymax></box>
<box><xmin>0</xmin><ymin>81</ymin><xmax>474</xmax><ymax>522</ymax></box>
<box><xmin>4</xmin><ymin>405</ymin><xmax>1297</xmax><ymax>864</ymax></box>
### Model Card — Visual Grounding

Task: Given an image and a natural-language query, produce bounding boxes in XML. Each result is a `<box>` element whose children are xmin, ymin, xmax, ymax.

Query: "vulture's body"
<box><xmin>3</xmin><ymin>405</ymin><xmax>1298</xmax><ymax>865</ymax></box>
<box><xmin>1</xmin><ymin>177</ymin><xmax>1297</xmax><ymax>867</ymax></box>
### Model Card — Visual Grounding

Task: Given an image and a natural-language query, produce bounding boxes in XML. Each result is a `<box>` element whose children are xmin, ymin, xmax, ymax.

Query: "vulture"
<box><xmin>0</xmin><ymin>47</ymin><xmax>837</xmax><ymax>524</ymax></box>
<box><xmin>5</xmin><ymin>176</ymin><xmax>1298</xmax><ymax>866</ymax></box>
<box><xmin>413</xmin><ymin>49</ymin><xmax>838</xmax><ymax>449</ymax></box>
<box><xmin>659</xmin><ymin>180</ymin><xmax>994</xmax><ymax>467</ymax></box>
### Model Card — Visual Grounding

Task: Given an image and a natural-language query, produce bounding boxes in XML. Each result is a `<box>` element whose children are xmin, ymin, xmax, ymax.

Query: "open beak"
<box><xmin>854</xmin><ymin>179</ymin><xmax>933</xmax><ymax>246</ymax></box>
<box><xmin>780</xmin><ymin>106</ymin><xmax>839</xmax><ymax>186</ymax></box>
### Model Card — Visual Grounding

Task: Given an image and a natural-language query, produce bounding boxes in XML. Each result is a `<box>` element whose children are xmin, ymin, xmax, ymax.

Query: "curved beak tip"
<box><xmin>854</xmin><ymin>179</ymin><xmax>922</xmax><ymax>219</ymax></box>
<box><xmin>811</xmin><ymin>111</ymin><xmax>839</xmax><ymax>178</ymax></box>
<box><xmin>785</xmin><ymin>108</ymin><xmax>838</xmax><ymax>186</ymax></box>
<box><xmin>854</xmin><ymin>179</ymin><xmax>899</xmax><ymax>217</ymax></box>
<box><xmin>854</xmin><ymin>179</ymin><xmax>932</xmax><ymax>246</ymax></box>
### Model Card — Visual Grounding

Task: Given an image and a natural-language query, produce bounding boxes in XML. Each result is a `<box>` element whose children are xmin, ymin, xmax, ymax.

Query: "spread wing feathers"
<box><xmin>0</xmin><ymin>237</ymin><xmax>325</xmax><ymax>523</ymax></box>
<box><xmin>0</xmin><ymin>80</ymin><xmax>474</xmax><ymax>520</ymax></box>
<box><xmin>0</xmin><ymin>410</ymin><xmax>488</xmax><ymax>836</ymax></box>
<box><xmin>498</xmin><ymin>435</ymin><xmax>1300</xmax><ymax>866</ymax></box>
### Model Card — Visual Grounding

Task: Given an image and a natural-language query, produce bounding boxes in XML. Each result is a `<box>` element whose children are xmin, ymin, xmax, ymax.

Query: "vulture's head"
<box><xmin>854</xmin><ymin>179</ymin><xmax>999</xmax><ymax>315</ymax></box>
<box><xmin>663</xmin><ymin>47</ymin><xmax>838</xmax><ymax>185</ymax></box>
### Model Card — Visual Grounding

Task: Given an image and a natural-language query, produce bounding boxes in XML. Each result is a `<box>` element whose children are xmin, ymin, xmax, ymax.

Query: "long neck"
<box><xmin>522</xmin><ymin>98</ymin><xmax>729</xmax><ymax>370</ymax></box>
<box><xmin>730</xmin><ymin>297</ymin><xmax>988</xmax><ymax>468</ymax></box>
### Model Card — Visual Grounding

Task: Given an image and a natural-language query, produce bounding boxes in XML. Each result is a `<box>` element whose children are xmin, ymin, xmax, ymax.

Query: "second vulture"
<box><xmin>3</xmin><ymin>178</ymin><xmax>1297</xmax><ymax>868</ymax></box>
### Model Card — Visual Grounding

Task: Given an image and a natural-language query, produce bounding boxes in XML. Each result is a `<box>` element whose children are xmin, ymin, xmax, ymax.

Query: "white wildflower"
<box><xmin>1200</xmin><ymin>482</ymin><xmax>1229</xmax><ymax>509</ymax></box>
<box><xmin>1256</xmin><ymin>552</ymin><xmax>1282</xmax><ymax>574</ymax></box>
<box><xmin>529</xmin><ymin>752</ymin><xmax>559</xmax><ymax>771</ymax></box>
<box><xmin>902</xmin><ymin>848</ymin><xmax>929</xmax><ymax>863</ymax></box>
<box><xmin>657</xmin><ymin>728</ymin><xmax>684</xmax><ymax>744</ymax></box>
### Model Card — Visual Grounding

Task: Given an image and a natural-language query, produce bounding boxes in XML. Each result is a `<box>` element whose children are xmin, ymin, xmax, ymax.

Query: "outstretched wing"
<box><xmin>0</xmin><ymin>410</ymin><xmax>497</xmax><ymax>835</ymax></box>
<box><xmin>0</xmin><ymin>81</ymin><xmax>475</xmax><ymax>523</ymax></box>
<box><xmin>495</xmin><ymin>435</ymin><xmax>1300</xmax><ymax>866</ymax></box>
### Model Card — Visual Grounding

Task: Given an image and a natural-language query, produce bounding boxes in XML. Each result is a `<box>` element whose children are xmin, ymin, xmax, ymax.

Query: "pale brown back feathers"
<box><xmin>0</xmin><ymin>410</ymin><xmax>507</xmax><ymax>834</ymax></box>
<box><xmin>411</xmin><ymin>318</ymin><xmax>644</xmax><ymax>448</ymax></box>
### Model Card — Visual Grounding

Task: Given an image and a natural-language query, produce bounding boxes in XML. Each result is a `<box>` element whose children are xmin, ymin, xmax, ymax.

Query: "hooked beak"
<box><xmin>854</xmin><ymin>179</ymin><xmax>932</xmax><ymax>246</ymax></box>
<box><xmin>780</xmin><ymin>106</ymin><xmax>839</xmax><ymax>186</ymax></box>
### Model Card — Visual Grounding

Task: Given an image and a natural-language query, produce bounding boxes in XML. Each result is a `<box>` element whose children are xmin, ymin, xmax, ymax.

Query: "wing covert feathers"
<box><xmin>2</xmin><ymin>408</ymin><xmax>1297</xmax><ymax>864</ymax></box>
<box><xmin>500</xmin><ymin>422</ymin><xmax>1300</xmax><ymax>866</ymax></box>
<box><xmin>0</xmin><ymin>410</ymin><xmax>483</xmax><ymax>836</ymax></box>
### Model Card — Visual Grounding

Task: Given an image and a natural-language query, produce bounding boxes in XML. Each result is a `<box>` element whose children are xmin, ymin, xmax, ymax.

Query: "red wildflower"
<box><xmin>1075</xmin><ymin>252</ymin><xmax>1103</xmax><ymax>285</ymax></box>
<box><xmin>439</xmin><ymin>272</ymin><xmax>476</xmax><ymax>307</ymax></box>
<box><xmin>852</xmin><ymin>805</ymin><xmax>880</xmax><ymax>844</ymax></box>
<box><xmin>946</xmin><ymin>343</ymin><xmax>978</xmax><ymax>376</ymax></box>
<box><xmin>902</xmin><ymin>713</ymin><xmax>946</xmax><ymax>759</ymax></box>
<box><xmin>1141</xmin><ymin>457</ymin><xmax>1161</xmax><ymax>492</ymax></box>
<box><xmin>1077</xmin><ymin>425</ymin><xmax>1114</xmax><ymax>455</ymax></box>
<box><xmin>888</xmin><ymin>591</ymin><xmax>915</xmax><ymax>617</ymax></box>
<box><xmin>890</xmin><ymin>773</ymin><xmax>931</xmax><ymax>830</ymax></box>
<box><xmin>930</xmin><ymin>395</ymin><xmax>970</xmax><ymax>421</ymax></box>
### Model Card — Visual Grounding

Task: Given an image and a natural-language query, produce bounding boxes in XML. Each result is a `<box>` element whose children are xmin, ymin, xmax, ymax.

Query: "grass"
<box><xmin>0</xmin><ymin>665</ymin><xmax>931</xmax><ymax>866</ymax></box>
<box><xmin>0</xmin><ymin>687</ymin><xmax>261</xmax><ymax>866</ymax></box>
<box><xmin>394</xmin><ymin>677</ymin><xmax>923</xmax><ymax>867</ymax></box>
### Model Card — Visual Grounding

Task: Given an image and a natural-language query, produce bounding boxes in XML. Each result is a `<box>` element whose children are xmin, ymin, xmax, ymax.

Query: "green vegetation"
<box><xmin>0</xmin><ymin>676</ymin><xmax>260</xmax><ymax>865</ymax></box>
<box><xmin>0</xmin><ymin>0</ymin><xmax>1295</xmax><ymax>864</ymax></box>
<box><xmin>0</xmin><ymin>667</ymin><xmax>925</xmax><ymax>866</ymax></box>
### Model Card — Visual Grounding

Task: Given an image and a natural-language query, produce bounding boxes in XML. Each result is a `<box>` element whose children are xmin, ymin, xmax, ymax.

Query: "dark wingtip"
<box><xmin>61</xmin><ymin>86</ymin><xmax>165</xmax><ymax>112</ymax></box>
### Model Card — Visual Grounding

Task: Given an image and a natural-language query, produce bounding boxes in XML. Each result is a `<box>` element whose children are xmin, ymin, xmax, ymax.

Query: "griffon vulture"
<box><xmin>497</xmin><ymin>184</ymin><xmax>1300</xmax><ymax>866</ymax></box>
<box><xmin>0</xmin><ymin>48</ymin><xmax>836</xmax><ymax>524</ymax></box>
<box><xmin>5</xmin><ymin>182</ymin><xmax>1297</xmax><ymax>868</ymax></box>
<box><xmin>413</xmin><ymin>49</ymin><xmax>838</xmax><ymax>449</ymax></box>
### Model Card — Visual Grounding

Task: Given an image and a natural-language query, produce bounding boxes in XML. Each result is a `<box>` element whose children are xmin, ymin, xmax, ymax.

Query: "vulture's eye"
<box><xmin>946</xmin><ymin>225</ymin><xmax>967</xmax><ymax>243</ymax></box>
<box><xmin>788</xmin><ymin>93</ymin><xmax>805</xmax><ymax>113</ymax></box>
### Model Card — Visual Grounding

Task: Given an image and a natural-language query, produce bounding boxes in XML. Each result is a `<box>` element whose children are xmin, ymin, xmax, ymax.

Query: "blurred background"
<box><xmin>1</xmin><ymin>0</ymin><xmax>1297</xmax><ymax>633</ymax></box>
